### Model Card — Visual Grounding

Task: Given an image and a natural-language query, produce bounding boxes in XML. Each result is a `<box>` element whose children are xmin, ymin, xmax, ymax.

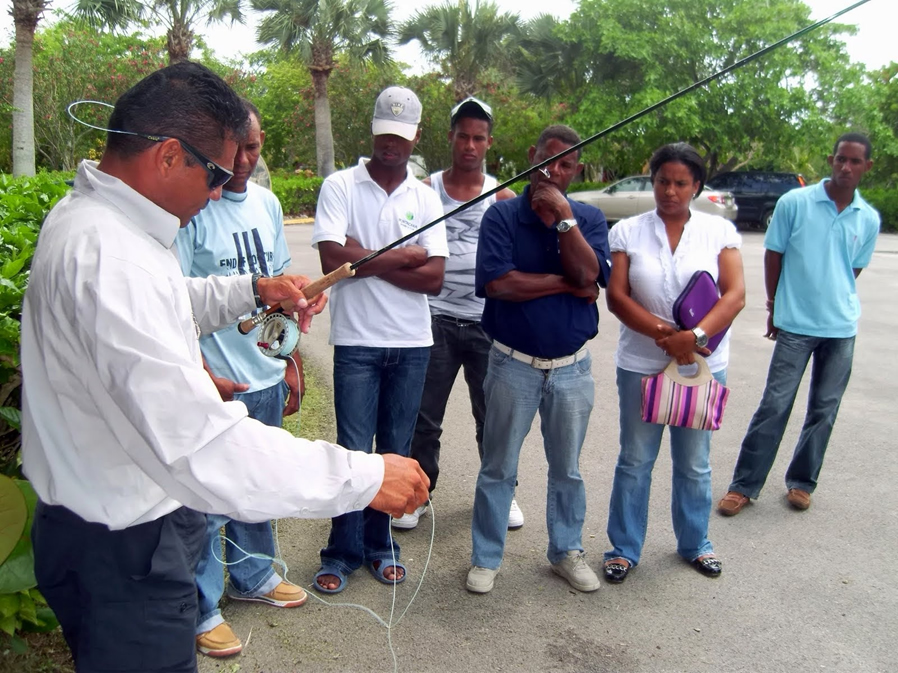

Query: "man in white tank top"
<box><xmin>392</xmin><ymin>98</ymin><xmax>517</xmax><ymax>530</ymax></box>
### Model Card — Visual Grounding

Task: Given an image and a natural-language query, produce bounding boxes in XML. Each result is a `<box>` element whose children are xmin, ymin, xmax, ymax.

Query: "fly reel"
<box><xmin>255</xmin><ymin>312</ymin><xmax>300</xmax><ymax>359</ymax></box>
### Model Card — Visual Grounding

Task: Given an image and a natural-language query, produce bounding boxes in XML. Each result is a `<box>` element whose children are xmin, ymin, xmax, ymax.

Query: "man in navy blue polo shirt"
<box><xmin>466</xmin><ymin>125</ymin><xmax>611</xmax><ymax>594</ymax></box>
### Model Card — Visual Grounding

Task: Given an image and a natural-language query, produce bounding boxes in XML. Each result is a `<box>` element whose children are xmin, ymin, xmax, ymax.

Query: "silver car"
<box><xmin>569</xmin><ymin>175</ymin><xmax>737</xmax><ymax>223</ymax></box>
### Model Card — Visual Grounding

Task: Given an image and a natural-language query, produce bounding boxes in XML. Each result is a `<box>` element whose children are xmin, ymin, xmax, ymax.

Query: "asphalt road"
<box><xmin>199</xmin><ymin>228</ymin><xmax>898</xmax><ymax>673</ymax></box>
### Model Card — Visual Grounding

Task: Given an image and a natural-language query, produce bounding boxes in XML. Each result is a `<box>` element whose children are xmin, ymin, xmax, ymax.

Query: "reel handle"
<box><xmin>237</xmin><ymin>262</ymin><xmax>355</xmax><ymax>335</ymax></box>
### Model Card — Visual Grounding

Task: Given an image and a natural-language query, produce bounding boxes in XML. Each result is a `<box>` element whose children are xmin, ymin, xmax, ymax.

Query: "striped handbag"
<box><xmin>640</xmin><ymin>358</ymin><xmax>729</xmax><ymax>431</ymax></box>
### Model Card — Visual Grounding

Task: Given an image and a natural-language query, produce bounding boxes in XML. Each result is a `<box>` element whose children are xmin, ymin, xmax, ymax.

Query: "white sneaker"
<box><xmin>508</xmin><ymin>499</ymin><xmax>524</xmax><ymax>529</ymax></box>
<box><xmin>392</xmin><ymin>504</ymin><xmax>427</xmax><ymax>530</ymax></box>
<box><xmin>466</xmin><ymin>566</ymin><xmax>499</xmax><ymax>593</ymax></box>
<box><xmin>551</xmin><ymin>550</ymin><xmax>600</xmax><ymax>592</ymax></box>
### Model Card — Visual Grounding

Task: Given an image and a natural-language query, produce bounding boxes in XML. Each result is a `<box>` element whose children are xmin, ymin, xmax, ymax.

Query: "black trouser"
<box><xmin>32</xmin><ymin>501</ymin><xmax>206</xmax><ymax>673</ymax></box>
<box><xmin>410</xmin><ymin>315</ymin><xmax>492</xmax><ymax>491</ymax></box>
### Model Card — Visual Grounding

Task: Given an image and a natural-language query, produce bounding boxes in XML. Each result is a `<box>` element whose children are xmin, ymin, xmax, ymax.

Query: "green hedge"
<box><xmin>506</xmin><ymin>180</ymin><xmax>607</xmax><ymax>196</ymax></box>
<box><xmin>270</xmin><ymin>171</ymin><xmax>324</xmax><ymax>218</ymax></box>
<box><xmin>0</xmin><ymin>171</ymin><xmax>70</xmax><ymax>652</ymax></box>
<box><xmin>269</xmin><ymin>170</ymin><xmax>606</xmax><ymax>209</ymax></box>
<box><xmin>0</xmin><ymin>172</ymin><xmax>72</xmax><ymax>474</ymax></box>
<box><xmin>863</xmin><ymin>188</ymin><xmax>897</xmax><ymax>233</ymax></box>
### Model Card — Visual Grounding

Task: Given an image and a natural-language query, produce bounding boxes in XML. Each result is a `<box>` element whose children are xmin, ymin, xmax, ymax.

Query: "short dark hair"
<box><xmin>535</xmin><ymin>124</ymin><xmax>582</xmax><ymax>160</ymax></box>
<box><xmin>450</xmin><ymin>103</ymin><xmax>492</xmax><ymax>133</ymax></box>
<box><xmin>649</xmin><ymin>142</ymin><xmax>707</xmax><ymax>197</ymax></box>
<box><xmin>106</xmin><ymin>62</ymin><xmax>249</xmax><ymax>161</ymax></box>
<box><xmin>833</xmin><ymin>132</ymin><xmax>872</xmax><ymax>160</ymax></box>
<box><xmin>242</xmin><ymin>98</ymin><xmax>262</xmax><ymax>127</ymax></box>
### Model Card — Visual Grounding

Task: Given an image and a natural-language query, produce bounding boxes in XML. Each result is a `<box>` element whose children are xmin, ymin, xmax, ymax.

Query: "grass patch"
<box><xmin>2</xmin><ymin>631</ymin><xmax>74</xmax><ymax>673</ymax></box>
<box><xmin>282</xmin><ymin>356</ymin><xmax>336</xmax><ymax>443</ymax></box>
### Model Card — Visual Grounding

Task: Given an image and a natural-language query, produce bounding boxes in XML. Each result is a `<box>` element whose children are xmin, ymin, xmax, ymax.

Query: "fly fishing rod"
<box><xmin>233</xmin><ymin>0</ymin><xmax>873</xmax><ymax>335</ymax></box>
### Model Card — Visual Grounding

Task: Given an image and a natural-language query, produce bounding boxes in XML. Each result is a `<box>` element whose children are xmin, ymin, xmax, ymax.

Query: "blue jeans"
<box><xmin>411</xmin><ymin>315</ymin><xmax>492</xmax><ymax>491</ymax></box>
<box><xmin>321</xmin><ymin>346</ymin><xmax>430</xmax><ymax>575</ymax></box>
<box><xmin>195</xmin><ymin>381</ymin><xmax>288</xmax><ymax>634</ymax></box>
<box><xmin>729</xmin><ymin>330</ymin><xmax>855</xmax><ymax>498</ymax></box>
<box><xmin>605</xmin><ymin>367</ymin><xmax>726</xmax><ymax>566</ymax></box>
<box><xmin>471</xmin><ymin>345</ymin><xmax>594</xmax><ymax>569</ymax></box>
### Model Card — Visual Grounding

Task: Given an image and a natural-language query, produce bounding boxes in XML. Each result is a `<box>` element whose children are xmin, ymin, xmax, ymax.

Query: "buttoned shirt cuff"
<box><xmin>347</xmin><ymin>452</ymin><xmax>385</xmax><ymax>510</ymax></box>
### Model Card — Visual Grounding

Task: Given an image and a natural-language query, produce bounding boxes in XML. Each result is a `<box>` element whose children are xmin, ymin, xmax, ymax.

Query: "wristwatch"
<box><xmin>251</xmin><ymin>272</ymin><xmax>264</xmax><ymax>308</ymax></box>
<box><xmin>692</xmin><ymin>326</ymin><xmax>709</xmax><ymax>348</ymax></box>
<box><xmin>556</xmin><ymin>218</ymin><xmax>577</xmax><ymax>233</ymax></box>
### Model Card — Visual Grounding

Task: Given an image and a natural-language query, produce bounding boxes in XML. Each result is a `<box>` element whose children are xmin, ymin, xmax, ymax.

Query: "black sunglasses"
<box><xmin>133</xmin><ymin>133</ymin><xmax>234</xmax><ymax>189</ymax></box>
<box><xmin>64</xmin><ymin>102</ymin><xmax>234</xmax><ymax>188</ymax></box>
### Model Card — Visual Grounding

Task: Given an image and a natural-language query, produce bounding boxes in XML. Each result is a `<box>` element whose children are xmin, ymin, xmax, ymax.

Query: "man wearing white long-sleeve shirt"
<box><xmin>21</xmin><ymin>62</ymin><xmax>428</xmax><ymax>673</ymax></box>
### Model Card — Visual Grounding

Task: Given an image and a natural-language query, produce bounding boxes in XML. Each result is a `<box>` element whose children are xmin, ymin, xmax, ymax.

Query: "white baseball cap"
<box><xmin>371</xmin><ymin>86</ymin><xmax>422</xmax><ymax>141</ymax></box>
<box><xmin>450</xmin><ymin>97</ymin><xmax>493</xmax><ymax>124</ymax></box>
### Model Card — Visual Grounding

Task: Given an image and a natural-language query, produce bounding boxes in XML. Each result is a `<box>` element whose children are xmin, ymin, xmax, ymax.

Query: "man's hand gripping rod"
<box><xmin>237</xmin><ymin>263</ymin><xmax>355</xmax><ymax>334</ymax></box>
<box><xmin>238</xmin><ymin>0</ymin><xmax>870</xmax><ymax>336</ymax></box>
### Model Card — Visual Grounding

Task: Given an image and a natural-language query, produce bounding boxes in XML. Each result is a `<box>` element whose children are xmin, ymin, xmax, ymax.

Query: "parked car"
<box><xmin>569</xmin><ymin>175</ymin><xmax>737</xmax><ymax>224</ymax></box>
<box><xmin>705</xmin><ymin>171</ymin><xmax>806</xmax><ymax>229</ymax></box>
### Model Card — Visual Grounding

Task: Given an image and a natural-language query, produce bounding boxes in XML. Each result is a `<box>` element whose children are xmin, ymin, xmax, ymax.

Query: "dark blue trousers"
<box><xmin>32</xmin><ymin>502</ymin><xmax>205</xmax><ymax>672</ymax></box>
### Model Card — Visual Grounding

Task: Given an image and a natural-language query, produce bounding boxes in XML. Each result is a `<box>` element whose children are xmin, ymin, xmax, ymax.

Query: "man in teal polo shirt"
<box><xmin>717</xmin><ymin>132</ymin><xmax>880</xmax><ymax>515</ymax></box>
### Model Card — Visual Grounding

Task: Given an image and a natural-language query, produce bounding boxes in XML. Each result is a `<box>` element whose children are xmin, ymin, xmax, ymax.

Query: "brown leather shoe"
<box><xmin>227</xmin><ymin>580</ymin><xmax>308</xmax><ymax>608</ymax></box>
<box><xmin>717</xmin><ymin>491</ymin><xmax>750</xmax><ymax>516</ymax></box>
<box><xmin>786</xmin><ymin>488</ymin><xmax>811</xmax><ymax>510</ymax></box>
<box><xmin>196</xmin><ymin>622</ymin><xmax>242</xmax><ymax>658</ymax></box>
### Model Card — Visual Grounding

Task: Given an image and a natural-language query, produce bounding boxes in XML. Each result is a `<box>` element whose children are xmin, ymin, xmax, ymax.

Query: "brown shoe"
<box><xmin>717</xmin><ymin>491</ymin><xmax>750</xmax><ymax>516</ymax></box>
<box><xmin>196</xmin><ymin>622</ymin><xmax>242</xmax><ymax>658</ymax></box>
<box><xmin>227</xmin><ymin>580</ymin><xmax>308</xmax><ymax>608</ymax></box>
<box><xmin>786</xmin><ymin>488</ymin><xmax>811</xmax><ymax>510</ymax></box>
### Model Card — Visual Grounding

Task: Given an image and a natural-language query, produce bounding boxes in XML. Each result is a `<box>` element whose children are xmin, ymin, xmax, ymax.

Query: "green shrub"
<box><xmin>0</xmin><ymin>172</ymin><xmax>72</xmax><ymax>474</ymax></box>
<box><xmin>506</xmin><ymin>179</ymin><xmax>607</xmax><ymax>196</ymax></box>
<box><xmin>863</xmin><ymin>188</ymin><xmax>898</xmax><ymax>233</ymax></box>
<box><xmin>0</xmin><ymin>476</ymin><xmax>58</xmax><ymax>653</ymax></box>
<box><xmin>270</xmin><ymin>171</ymin><xmax>324</xmax><ymax>217</ymax></box>
<box><xmin>0</xmin><ymin>172</ymin><xmax>69</xmax><ymax>652</ymax></box>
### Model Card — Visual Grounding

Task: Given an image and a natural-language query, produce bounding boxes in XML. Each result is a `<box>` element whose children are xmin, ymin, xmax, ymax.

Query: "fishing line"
<box><xmin>212</xmin><ymin>499</ymin><xmax>436</xmax><ymax>673</ymax></box>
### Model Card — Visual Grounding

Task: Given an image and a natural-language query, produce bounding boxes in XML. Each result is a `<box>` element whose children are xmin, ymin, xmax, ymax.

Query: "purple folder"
<box><xmin>672</xmin><ymin>270</ymin><xmax>728</xmax><ymax>353</ymax></box>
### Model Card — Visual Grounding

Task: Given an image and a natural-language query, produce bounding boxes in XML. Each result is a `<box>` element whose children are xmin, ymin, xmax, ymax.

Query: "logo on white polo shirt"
<box><xmin>398</xmin><ymin>210</ymin><xmax>418</xmax><ymax>230</ymax></box>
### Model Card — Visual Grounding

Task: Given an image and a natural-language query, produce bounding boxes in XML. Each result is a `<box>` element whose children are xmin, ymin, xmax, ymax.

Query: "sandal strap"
<box><xmin>603</xmin><ymin>557</ymin><xmax>630</xmax><ymax>569</ymax></box>
<box><xmin>696</xmin><ymin>556</ymin><xmax>721</xmax><ymax>569</ymax></box>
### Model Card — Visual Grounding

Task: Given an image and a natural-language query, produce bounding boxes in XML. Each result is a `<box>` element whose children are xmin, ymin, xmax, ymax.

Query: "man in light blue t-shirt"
<box><xmin>718</xmin><ymin>132</ymin><xmax>880</xmax><ymax>516</ymax></box>
<box><xmin>176</xmin><ymin>101</ymin><xmax>307</xmax><ymax>658</ymax></box>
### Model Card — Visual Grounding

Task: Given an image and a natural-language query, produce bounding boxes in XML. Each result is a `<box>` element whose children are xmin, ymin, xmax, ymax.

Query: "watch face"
<box><xmin>557</xmin><ymin>219</ymin><xmax>576</xmax><ymax>232</ymax></box>
<box><xmin>693</xmin><ymin>328</ymin><xmax>708</xmax><ymax>347</ymax></box>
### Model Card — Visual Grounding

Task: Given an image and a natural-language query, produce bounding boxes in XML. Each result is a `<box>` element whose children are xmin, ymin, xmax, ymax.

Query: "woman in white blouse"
<box><xmin>602</xmin><ymin>143</ymin><xmax>745</xmax><ymax>583</ymax></box>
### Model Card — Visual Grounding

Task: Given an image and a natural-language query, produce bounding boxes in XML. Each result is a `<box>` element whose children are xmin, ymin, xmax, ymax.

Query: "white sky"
<box><xmin>0</xmin><ymin>0</ymin><xmax>892</xmax><ymax>70</ymax></box>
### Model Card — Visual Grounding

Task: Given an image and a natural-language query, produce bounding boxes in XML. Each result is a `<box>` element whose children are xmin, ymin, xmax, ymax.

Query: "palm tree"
<box><xmin>253</xmin><ymin>0</ymin><xmax>392</xmax><ymax>178</ymax></box>
<box><xmin>11</xmin><ymin>0</ymin><xmax>51</xmax><ymax>176</ymax></box>
<box><xmin>513</xmin><ymin>14</ymin><xmax>584</xmax><ymax>102</ymax></box>
<box><xmin>398</xmin><ymin>0</ymin><xmax>519</xmax><ymax>102</ymax></box>
<box><xmin>72</xmin><ymin>0</ymin><xmax>245</xmax><ymax>63</ymax></box>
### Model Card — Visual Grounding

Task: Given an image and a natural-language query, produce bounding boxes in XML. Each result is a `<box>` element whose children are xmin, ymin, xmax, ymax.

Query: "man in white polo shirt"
<box><xmin>311</xmin><ymin>86</ymin><xmax>448</xmax><ymax>593</ymax></box>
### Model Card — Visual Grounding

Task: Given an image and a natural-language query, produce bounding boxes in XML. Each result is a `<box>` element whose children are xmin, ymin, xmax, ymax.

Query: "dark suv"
<box><xmin>705</xmin><ymin>171</ymin><xmax>806</xmax><ymax>229</ymax></box>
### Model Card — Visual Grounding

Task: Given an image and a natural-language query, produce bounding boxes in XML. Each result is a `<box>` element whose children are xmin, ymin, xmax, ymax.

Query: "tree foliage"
<box><xmin>0</xmin><ymin>21</ymin><xmax>167</xmax><ymax>172</ymax></box>
<box><xmin>253</xmin><ymin>0</ymin><xmax>393</xmax><ymax>177</ymax></box>
<box><xmin>71</xmin><ymin>0</ymin><xmax>247</xmax><ymax>63</ymax></box>
<box><xmin>827</xmin><ymin>62</ymin><xmax>898</xmax><ymax>188</ymax></box>
<box><xmin>399</xmin><ymin>0</ymin><xmax>520</xmax><ymax>101</ymax></box>
<box><xmin>547</xmin><ymin>0</ymin><xmax>862</xmax><ymax>180</ymax></box>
